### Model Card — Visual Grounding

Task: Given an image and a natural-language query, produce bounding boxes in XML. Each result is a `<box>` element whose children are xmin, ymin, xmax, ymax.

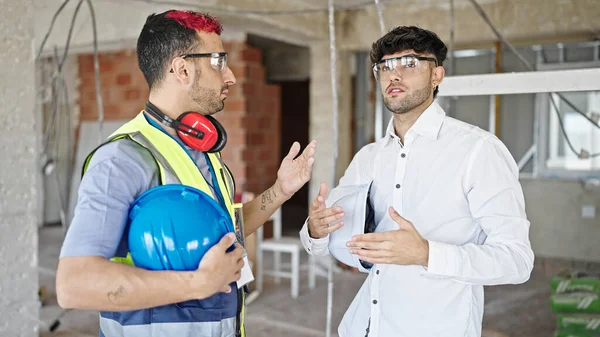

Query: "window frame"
<box><xmin>535</xmin><ymin>60</ymin><xmax>600</xmax><ymax>180</ymax></box>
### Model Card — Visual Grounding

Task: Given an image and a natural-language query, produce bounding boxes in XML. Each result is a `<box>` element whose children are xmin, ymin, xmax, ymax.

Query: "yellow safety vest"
<box><xmin>82</xmin><ymin>111</ymin><xmax>246</xmax><ymax>337</ymax></box>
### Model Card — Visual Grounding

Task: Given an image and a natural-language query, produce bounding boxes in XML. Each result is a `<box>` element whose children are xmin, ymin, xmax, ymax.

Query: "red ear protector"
<box><xmin>144</xmin><ymin>102</ymin><xmax>227</xmax><ymax>153</ymax></box>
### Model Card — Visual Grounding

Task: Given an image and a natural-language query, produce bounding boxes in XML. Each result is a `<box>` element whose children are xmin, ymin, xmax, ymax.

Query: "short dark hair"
<box><xmin>370</xmin><ymin>26</ymin><xmax>448</xmax><ymax>97</ymax></box>
<box><xmin>136</xmin><ymin>10</ymin><xmax>223</xmax><ymax>90</ymax></box>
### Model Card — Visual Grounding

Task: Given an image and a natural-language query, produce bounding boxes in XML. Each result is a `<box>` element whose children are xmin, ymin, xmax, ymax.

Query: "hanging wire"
<box><xmin>43</xmin><ymin>41</ymin><xmax>70</xmax><ymax>233</ymax></box>
<box><xmin>326</xmin><ymin>1</ymin><xmax>338</xmax><ymax>336</ymax></box>
<box><xmin>58</xmin><ymin>0</ymin><xmax>85</xmax><ymax>72</ymax></box>
<box><xmin>374</xmin><ymin>0</ymin><xmax>386</xmax><ymax>36</ymax></box>
<box><xmin>444</xmin><ymin>0</ymin><xmax>457</xmax><ymax>118</ymax></box>
<box><xmin>36</xmin><ymin>0</ymin><xmax>104</xmax><ymax>327</ymax></box>
<box><xmin>38</xmin><ymin>0</ymin><xmax>82</xmax><ymax>233</ymax></box>
<box><xmin>467</xmin><ymin>0</ymin><xmax>600</xmax><ymax>159</ymax></box>
<box><xmin>36</xmin><ymin>0</ymin><xmax>72</xmax><ymax>60</ymax></box>
<box><xmin>548</xmin><ymin>95</ymin><xmax>579</xmax><ymax>158</ymax></box>
<box><xmin>373</xmin><ymin>0</ymin><xmax>387</xmax><ymax>139</ymax></box>
<box><xmin>61</xmin><ymin>69</ymin><xmax>75</xmax><ymax>216</ymax></box>
<box><xmin>37</xmin><ymin>0</ymin><xmax>104</xmax><ymax>219</ymax></box>
<box><xmin>448</xmin><ymin>0</ymin><xmax>455</xmax><ymax>76</ymax></box>
<box><xmin>53</xmin><ymin>78</ymin><xmax>68</xmax><ymax>229</ymax></box>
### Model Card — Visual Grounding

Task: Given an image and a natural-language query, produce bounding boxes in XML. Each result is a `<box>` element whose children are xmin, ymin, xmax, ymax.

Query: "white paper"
<box><xmin>237</xmin><ymin>255</ymin><xmax>254</xmax><ymax>289</ymax></box>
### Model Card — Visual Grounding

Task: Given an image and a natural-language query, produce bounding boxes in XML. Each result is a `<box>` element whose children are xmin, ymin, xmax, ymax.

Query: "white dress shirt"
<box><xmin>299</xmin><ymin>101</ymin><xmax>534</xmax><ymax>337</ymax></box>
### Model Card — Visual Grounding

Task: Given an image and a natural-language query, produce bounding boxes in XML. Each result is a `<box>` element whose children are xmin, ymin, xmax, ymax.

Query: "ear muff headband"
<box><xmin>144</xmin><ymin>102</ymin><xmax>227</xmax><ymax>153</ymax></box>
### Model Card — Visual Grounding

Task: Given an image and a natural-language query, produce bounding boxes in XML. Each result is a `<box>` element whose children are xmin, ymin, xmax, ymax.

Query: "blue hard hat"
<box><xmin>127</xmin><ymin>184</ymin><xmax>235</xmax><ymax>271</ymax></box>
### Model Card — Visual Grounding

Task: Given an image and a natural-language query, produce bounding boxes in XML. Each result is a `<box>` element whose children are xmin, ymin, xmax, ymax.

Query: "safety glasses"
<box><xmin>372</xmin><ymin>54</ymin><xmax>438</xmax><ymax>81</ymax></box>
<box><xmin>182</xmin><ymin>52</ymin><xmax>228</xmax><ymax>72</ymax></box>
<box><xmin>171</xmin><ymin>52</ymin><xmax>228</xmax><ymax>73</ymax></box>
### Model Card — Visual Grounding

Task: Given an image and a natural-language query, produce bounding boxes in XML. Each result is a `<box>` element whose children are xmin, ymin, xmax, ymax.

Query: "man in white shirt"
<box><xmin>299</xmin><ymin>26</ymin><xmax>534</xmax><ymax>337</ymax></box>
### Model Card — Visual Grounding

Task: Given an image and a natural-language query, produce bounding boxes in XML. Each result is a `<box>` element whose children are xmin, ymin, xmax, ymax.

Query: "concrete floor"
<box><xmin>38</xmin><ymin>226</ymin><xmax>557</xmax><ymax>337</ymax></box>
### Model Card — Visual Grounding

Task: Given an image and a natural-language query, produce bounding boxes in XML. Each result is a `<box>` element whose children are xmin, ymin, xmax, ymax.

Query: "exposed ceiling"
<box><xmin>292</xmin><ymin>0</ymin><xmax>498</xmax><ymax>10</ymax></box>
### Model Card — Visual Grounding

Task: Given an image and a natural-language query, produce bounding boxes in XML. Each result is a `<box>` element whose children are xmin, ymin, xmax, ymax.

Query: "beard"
<box><xmin>384</xmin><ymin>81</ymin><xmax>432</xmax><ymax>114</ymax></box>
<box><xmin>188</xmin><ymin>70</ymin><xmax>228</xmax><ymax>115</ymax></box>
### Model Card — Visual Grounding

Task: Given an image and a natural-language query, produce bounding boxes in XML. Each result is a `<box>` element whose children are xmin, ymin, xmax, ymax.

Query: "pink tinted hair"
<box><xmin>165</xmin><ymin>10</ymin><xmax>223</xmax><ymax>34</ymax></box>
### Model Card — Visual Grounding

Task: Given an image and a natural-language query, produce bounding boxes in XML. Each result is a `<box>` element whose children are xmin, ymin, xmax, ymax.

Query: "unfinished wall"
<box><xmin>339</xmin><ymin>0</ymin><xmax>600</xmax><ymax>51</ymax></box>
<box><xmin>524</xmin><ymin>179</ymin><xmax>600</xmax><ymax>262</ymax></box>
<box><xmin>0</xmin><ymin>1</ymin><xmax>39</xmax><ymax>336</ymax></box>
<box><xmin>308</xmin><ymin>41</ymin><xmax>353</xmax><ymax>202</ymax></box>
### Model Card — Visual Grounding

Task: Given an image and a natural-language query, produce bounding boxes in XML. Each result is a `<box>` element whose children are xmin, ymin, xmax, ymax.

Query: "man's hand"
<box><xmin>346</xmin><ymin>207</ymin><xmax>429</xmax><ymax>266</ymax></box>
<box><xmin>196</xmin><ymin>233</ymin><xmax>244</xmax><ymax>296</ymax></box>
<box><xmin>308</xmin><ymin>182</ymin><xmax>345</xmax><ymax>239</ymax></box>
<box><xmin>275</xmin><ymin>140</ymin><xmax>317</xmax><ymax>199</ymax></box>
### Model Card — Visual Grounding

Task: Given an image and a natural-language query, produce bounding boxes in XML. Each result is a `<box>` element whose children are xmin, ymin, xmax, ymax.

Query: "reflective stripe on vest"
<box><xmin>100</xmin><ymin>317</ymin><xmax>237</xmax><ymax>337</ymax></box>
<box><xmin>82</xmin><ymin>111</ymin><xmax>245</xmax><ymax>337</ymax></box>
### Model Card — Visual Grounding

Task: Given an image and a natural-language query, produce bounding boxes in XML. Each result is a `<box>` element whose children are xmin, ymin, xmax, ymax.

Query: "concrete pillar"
<box><xmin>0</xmin><ymin>1</ymin><xmax>39</xmax><ymax>336</ymax></box>
<box><xmin>308</xmin><ymin>41</ymin><xmax>353</xmax><ymax>203</ymax></box>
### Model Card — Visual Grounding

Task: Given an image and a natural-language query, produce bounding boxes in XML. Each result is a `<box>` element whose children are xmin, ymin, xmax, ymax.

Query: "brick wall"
<box><xmin>76</xmin><ymin>40</ymin><xmax>281</xmax><ymax>195</ymax></box>
<box><xmin>78</xmin><ymin>50</ymin><xmax>149</xmax><ymax>121</ymax></box>
<box><xmin>235</xmin><ymin>46</ymin><xmax>281</xmax><ymax>194</ymax></box>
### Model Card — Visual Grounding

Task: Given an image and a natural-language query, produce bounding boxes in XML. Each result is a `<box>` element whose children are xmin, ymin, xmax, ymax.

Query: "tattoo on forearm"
<box><xmin>107</xmin><ymin>285</ymin><xmax>126</xmax><ymax>303</ymax></box>
<box><xmin>260</xmin><ymin>188</ymin><xmax>275</xmax><ymax>211</ymax></box>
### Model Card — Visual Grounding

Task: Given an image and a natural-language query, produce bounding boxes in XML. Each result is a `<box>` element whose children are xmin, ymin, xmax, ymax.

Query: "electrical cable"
<box><xmin>445</xmin><ymin>0</ymin><xmax>457</xmax><ymax>117</ymax></box>
<box><xmin>53</xmin><ymin>78</ymin><xmax>68</xmax><ymax>230</ymax></box>
<box><xmin>325</xmin><ymin>1</ymin><xmax>338</xmax><ymax>337</ymax></box>
<box><xmin>36</xmin><ymin>0</ymin><xmax>72</xmax><ymax>60</ymax></box>
<box><xmin>58</xmin><ymin>0</ymin><xmax>85</xmax><ymax>72</ymax></box>
<box><xmin>548</xmin><ymin>95</ymin><xmax>579</xmax><ymax>159</ymax></box>
<box><xmin>448</xmin><ymin>0</ymin><xmax>455</xmax><ymax>76</ymax></box>
<box><xmin>374</xmin><ymin>0</ymin><xmax>386</xmax><ymax>35</ymax></box>
<box><xmin>36</xmin><ymin>0</ymin><xmax>103</xmax><ymax>331</ymax></box>
<box><xmin>60</xmin><ymin>62</ymin><xmax>74</xmax><ymax>211</ymax></box>
<box><xmin>549</xmin><ymin>94</ymin><xmax>600</xmax><ymax>159</ymax></box>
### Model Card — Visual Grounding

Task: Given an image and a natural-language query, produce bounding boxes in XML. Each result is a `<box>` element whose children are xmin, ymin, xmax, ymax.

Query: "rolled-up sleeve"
<box><xmin>60</xmin><ymin>141</ymin><xmax>154</xmax><ymax>259</ymax></box>
<box><xmin>425</xmin><ymin>136</ymin><xmax>534</xmax><ymax>285</ymax></box>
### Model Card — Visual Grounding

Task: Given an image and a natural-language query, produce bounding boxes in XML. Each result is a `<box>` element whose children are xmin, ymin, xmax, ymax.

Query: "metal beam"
<box><xmin>517</xmin><ymin>144</ymin><xmax>536</xmax><ymax>172</ymax></box>
<box><xmin>438</xmin><ymin>68</ymin><xmax>600</xmax><ymax>97</ymax></box>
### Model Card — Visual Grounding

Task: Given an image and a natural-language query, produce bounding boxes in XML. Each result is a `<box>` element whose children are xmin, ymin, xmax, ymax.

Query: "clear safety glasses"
<box><xmin>179</xmin><ymin>52</ymin><xmax>229</xmax><ymax>72</ymax></box>
<box><xmin>372</xmin><ymin>54</ymin><xmax>438</xmax><ymax>81</ymax></box>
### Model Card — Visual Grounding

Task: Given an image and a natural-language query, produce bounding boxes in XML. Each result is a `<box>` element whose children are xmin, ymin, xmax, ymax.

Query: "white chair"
<box><xmin>256</xmin><ymin>207</ymin><xmax>316</xmax><ymax>299</ymax></box>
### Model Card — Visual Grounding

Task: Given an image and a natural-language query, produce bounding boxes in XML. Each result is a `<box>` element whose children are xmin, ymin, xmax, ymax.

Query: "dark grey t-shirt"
<box><xmin>59</xmin><ymin>138</ymin><xmax>218</xmax><ymax>259</ymax></box>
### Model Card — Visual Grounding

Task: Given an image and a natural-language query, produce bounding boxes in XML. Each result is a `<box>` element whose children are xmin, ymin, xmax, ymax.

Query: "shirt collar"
<box><xmin>381</xmin><ymin>101</ymin><xmax>446</xmax><ymax>147</ymax></box>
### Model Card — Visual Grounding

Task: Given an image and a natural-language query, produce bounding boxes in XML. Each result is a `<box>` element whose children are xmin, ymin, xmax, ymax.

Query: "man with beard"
<box><xmin>56</xmin><ymin>10</ymin><xmax>316</xmax><ymax>337</ymax></box>
<box><xmin>300</xmin><ymin>26</ymin><xmax>533</xmax><ymax>337</ymax></box>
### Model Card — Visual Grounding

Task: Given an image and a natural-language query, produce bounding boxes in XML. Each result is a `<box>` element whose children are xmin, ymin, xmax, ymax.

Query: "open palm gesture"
<box><xmin>276</xmin><ymin>140</ymin><xmax>317</xmax><ymax>199</ymax></box>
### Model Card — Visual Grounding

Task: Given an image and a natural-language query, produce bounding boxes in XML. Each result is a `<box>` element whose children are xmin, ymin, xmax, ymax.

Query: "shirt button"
<box><xmin>395</xmin><ymin>184</ymin><xmax>401</xmax><ymax>189</ymax></box>
<box><xmin>401</xmin><ymin>153</ymin><xmax>406</xmax><ymax>158</ymax></box>
<box><xmin>373</xmin><ymin>300</ymin><xmax>378</xmax><ymax>304</ymax></box>
<box><xmin>308</xmin><ymin>248</ymin><xmax>311</xmax><ymax>251</ymax></box>
<box><xmin>376</xmin><ymin>270</ymin><xmax>380</xmax><ymax>275</ymax></box>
